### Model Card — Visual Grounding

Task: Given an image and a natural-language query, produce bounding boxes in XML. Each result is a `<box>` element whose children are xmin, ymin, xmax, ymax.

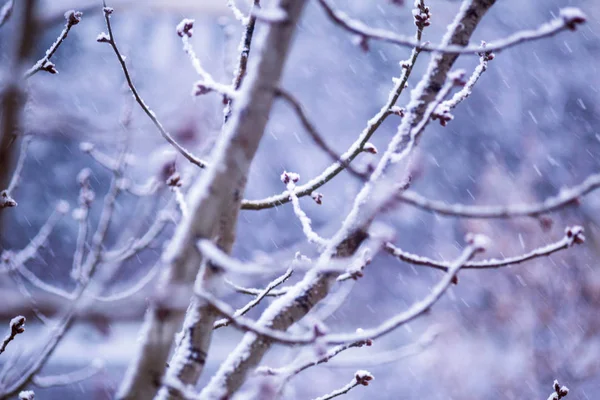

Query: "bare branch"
<box><xmin>24</xmin><ymin>10</ymin><xmax>82</xmax><ymax>78</ymax></box>
<box><xmin>385</xmin><ymin>226</ymin><xmax>585</xmax><ymax>272</ymax></box>
<box><xmin>311</xmin><ymin>371</ymin><xmax>373</xmax><ymax>400</ymax></box>
<box><xmin>316</xmin><ymin>0</ymin><xmax>585</xmax><ymax>55</ymax></box>
<box><xmin>0</xmin><ymin>316</ymin><xmax>25</xmax><ymax>355</ymax></box>
<box><xmin>214</xmin><ymin>268</ymin><xmax>293</xmax><ymax>329</ymax></box>
<box><xmin>100</xmin><ymin>6</ymin><xmax>207</xmax><ymax>169</ymax></box>
<box><xmin>397</xmin><ymin>173</ymin><xmax>600</xmax><ymax>218</ymax></box>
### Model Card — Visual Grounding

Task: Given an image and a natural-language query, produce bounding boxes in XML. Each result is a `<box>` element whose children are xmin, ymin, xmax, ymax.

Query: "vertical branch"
<box><xmin>117</xmin><ymin>1</ymin><xmax>308</xmax><ymax>399</ymax></box>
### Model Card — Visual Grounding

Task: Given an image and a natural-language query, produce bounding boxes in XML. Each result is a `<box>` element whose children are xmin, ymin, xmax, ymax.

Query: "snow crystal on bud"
<box><xmin>311</xmin><ymin>191</ymin><xmax>323</xmax><ymax>205</ymax></box>
<box><xmin>176</xmin><ymin>18</ymin><xmax>194</xmax><ymax>38</ymax></box>
<box><xmin>280</xmin><ymin>171</ymin><xmax>300</xmax><ymax>185</ymax></box>
<box><xmin>18</xmin><ymin>390</ymin><xmax>35</xmax><ymax>400</ymax></box>
<box><xmin>362</xmin><ymin>143</ymin><xmax>378</xmax><ymax>154</ymax></box>
<box><xmin>465</xmin><ymin>233</ymin><xmax>490</xmax><ymax>252</ymax></box>
<box><xmin>355</xmin><ymin>370</ymin><xmax>374</xmax><ymax>386</ymax></box>
<box><xmin>65</xmin><ymin>10</ymin><xmax>82</xmax><ymax>26</ymax></box>
<box><xmin>103</xmin><ymin>7</ymin><xmax>113</xmax><ymax>15</ymax></box>
<box><xmin>96</xmin><ymin>32</ymin><xmax>110</xmax><ymax>43</ymax></box>
<box><xmin>55</xmin><ymin>200</ymin><xmax>70</xmax><ymax>214</ymax></box>
<box><xmin>559</xmin><ymin>8</ymin><xmax>586</xmax><ymax>30</ymax></box>
<box><xmin>565</xmin><ymin>225</ymin><xmax>585</xmax><ymax>245</ymax></box>
<box><xmin>390</xmin><ymin>106</ymin><xmax>405</xmax><ymax>117</ymax></box>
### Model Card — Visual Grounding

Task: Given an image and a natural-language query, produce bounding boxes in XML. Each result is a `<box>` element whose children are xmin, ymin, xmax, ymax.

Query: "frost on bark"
<box><xmin>198</xmin><ymin>1</ymin><xmax>496</xmax><ymax>398</ymax></box>
<box><xmin>116</xmin><ymin>1</ymin><xmax>307</xmax><ymax>399</ymax></box>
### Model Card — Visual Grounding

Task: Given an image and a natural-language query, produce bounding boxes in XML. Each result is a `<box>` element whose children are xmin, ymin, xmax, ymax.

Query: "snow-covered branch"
<box><xmin>311</xmin><ymin>371</ymin><xmax>373</xmax><ymax>400</ymax></box>
<box><xmin>241</xmin><ymin>0</ymin><xmax>429</xmax><ymax>210</ymax></box>
<box><xmin>120</xmin><ymin>1</ymin><xmax>309</xmax><ymax>398</ymax></box>
<box><xmin>385</xmin><ymin>226</ymin><xmax>584</xmax><ymax>271</ymax></box>
<box><xmin>214</xmin><ymin>268</ymin><xmax>293</xmax><ymax>329</ymax></box>
<box><xmin>316</xmin><ymin>0</ymin><xmax>585</xmax><ymax>55</ymax></box>
<box><xmin>24</xmin><ymin>10</ymin><xmax>82</xmax><ymax>78</ymax></box>
<box><xmin>0</xmin><ymin>316</ymin><xmax>25</xmax><ymax>355</ymax></box>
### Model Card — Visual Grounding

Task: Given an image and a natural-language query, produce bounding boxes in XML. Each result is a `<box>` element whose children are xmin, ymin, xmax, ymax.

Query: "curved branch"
<box><xmin>316</xmin><ymin>0</ymin><xmax>585</xmax><ymax>55</ymax></box>
<box><xmin>384</xmin><ymin>226</ymin><xmax>585</xmax><ymax>271</ymax></box>
<box><xmin>397</xmin><ymin>173</ymin><xmax>600</xmax><ymax>218</ymax></box>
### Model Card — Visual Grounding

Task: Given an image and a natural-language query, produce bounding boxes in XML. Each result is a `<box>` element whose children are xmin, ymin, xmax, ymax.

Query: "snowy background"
<box><xmin>1</xmin><ymin>0</ymin><xmax>600</xmax><ymax>398</ymax></box>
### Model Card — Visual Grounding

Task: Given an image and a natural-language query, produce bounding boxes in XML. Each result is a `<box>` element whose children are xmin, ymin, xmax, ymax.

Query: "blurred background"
<box><xmin>1</xmin><ymin>0</ymin><xmax>599</xmax><ymax>398</ymax></box>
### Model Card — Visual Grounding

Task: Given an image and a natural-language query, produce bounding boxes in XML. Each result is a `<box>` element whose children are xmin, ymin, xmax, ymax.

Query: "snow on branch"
<box><xmin>214</xmin><ymin>268</ymin><xmax>293</xmax><ymax>329</ymax></box>
<box><xmin>0</xmin><ymin>316</ymin><xmax>25</xmax><ymax>355</ymax></box>
<box><xmin>225</xmin><ymin>278</ymin><xmax>289</xmax><ymax>297</ymax></box>
<box><xmin>256</xmin><ymin>336</ymin><xmax>372</xmax><ymax>378</ymax></box>
<box><xmin>316</xmin><ymin>0</ymin><xmax>585</xmax><ymax>55</ymax></box>
<box><xmin>24</xmin><ymin>10</ymin><xmax>82</xmax><ymax>78</ymax></box>
<box><xmin>432</xmin><ymin>46</ymin><xmax>494</xmax><ymax>126</ymax></box>
<box><xmin>99</xmin><ymin>6</ymin><xmax>207</xmax><ymax>169</ymax></box>
<box><xmin>241</xmin><ymin>0</ymin><xmax>429</xmax><ymax>211</ymax></box>
<box><xmin>311</xmin><ymin>371</ymin><xmax>373</xmax><ymax>400</ymax></box>
<box><xmin>282</xmin><ymin>171</ymin><xmax>329</xmax><ymax>246</ymax></box>
<box><xmin>121</xmin><ymin>1</ymin><xmax>309</xmax><ymax>398</ymax></box>
<box><xmin>397</xmin><ymin>173</ymin><xmax>600</xmax><ymax>218</ymax></box>
<box><xmin>176</xmin><ymin>19</ymin><xmax>237</xmax><ymax>99</ymax></box>
<box><xmin>547</xmin><ymin>380</ymin><xmax>569</xmax><ymax>400</ymax></box>
<box><xmin>196</xmin><ymin>236</ymin><xmax>484</xmax><ymax>348</ymax></box>
<box><xmin>385</xmin><ymin>226</ymin><xmax>584</xmax><ymax>272</ymax></box>
<box><xmin>224</xmin><ymin>0</ymin><xmax>261</xmax><ymax>123</ymax></box>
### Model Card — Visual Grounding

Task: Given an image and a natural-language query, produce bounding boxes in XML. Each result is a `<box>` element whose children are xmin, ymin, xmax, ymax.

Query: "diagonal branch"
<box><xmin>99</xmin><ymin>6</ymin><xmax>207</xmax><ymax>169</ymax></box>
<box><xmin>24</xmin><ymin>10</ymin><xmax>82</xmax><ymax>78</ymax></box>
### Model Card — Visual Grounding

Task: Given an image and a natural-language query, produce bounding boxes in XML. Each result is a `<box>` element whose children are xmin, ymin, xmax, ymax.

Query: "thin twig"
<box><xmin>0</xmin><ymin>316</ymin><xmax>25</xmax><ymax>355</ymax></box>
<box><xmin>385</xmin><ymin>226</ymin><xmax>584</xmax><ymax>271</ymax></box>
<box><xmin>24</xmin><ymin>10</ymin><xmax>82</xmax><ymax>78</ymax></box>
<box><xmin>316</xmin><ymin>0</ymin><xmax>586</xmax><ymax>54</ymax></box>
<box><xmin>100</xmin><ymin>4</ymin><xmax>207</xmax><ymax>169</ymax></box>
<box><xmin>197</xmin><ymin>238</ymin><xmax>483</xmax><ymax>346</ymax></box>
<box><xmin>397</xmin><ymin>174</ymin><xmax>600</xmax><ymax>218</ymax></box>
<box><xmin>214</xmin><ymin>268</ymin><xmax>293</xmax><ymax>329</ymax></box>
<box><xmin>311</xmin><ymin>371</ymin><xmax>373</xmax><ymax>400</ymax></box>
<box><xmin>224</xmin><ymin>0</ymin><xmax>261</xmax><ymax>122</ymax></box>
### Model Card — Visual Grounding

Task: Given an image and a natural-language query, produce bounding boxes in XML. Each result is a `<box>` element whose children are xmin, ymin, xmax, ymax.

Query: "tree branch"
<box><xmin>316</xmin><ymin>0</ymin><xmax>585</xmax><ymax>54</ymax></box>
